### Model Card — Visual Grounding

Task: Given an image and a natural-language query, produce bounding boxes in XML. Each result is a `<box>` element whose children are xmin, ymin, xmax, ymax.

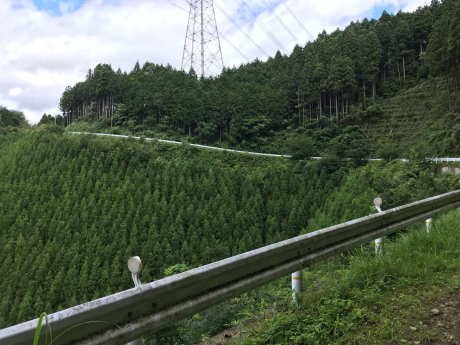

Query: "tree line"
<box><xmin>58</xmin><ymin>0</ymin><xmax>460</xmax><ymax>148</ymax></box>
<box><xmin>0</xmin><ymin>106</ymin><xmax>28</xmax><ymax>133</ymax></box>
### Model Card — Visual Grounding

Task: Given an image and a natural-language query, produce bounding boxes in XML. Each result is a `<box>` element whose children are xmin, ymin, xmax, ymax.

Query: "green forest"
<box><xmin>58</xmin><ymin>0</ymin><xmax>460</xmax><ymax>157</ymax></box>
<box><xmin>0</xmin><ymin>106</ymin><xmax>28</xmax><ymax>134</ymax></box>
<box><xmin>0</xmin><ymin>129</ymin><xmax>457</xmax><ymax>343</ymax></box>
<box><xmin>2</xmin><ymin>0</ymin><xmax>460</xmax><ymax>343</ymax></box>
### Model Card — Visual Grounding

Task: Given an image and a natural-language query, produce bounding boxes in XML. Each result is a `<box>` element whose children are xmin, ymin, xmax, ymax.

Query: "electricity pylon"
<box><xmin>181</xmin><ymin>0</ymin><xmax>224</xmax><ymax>78</ymax></box>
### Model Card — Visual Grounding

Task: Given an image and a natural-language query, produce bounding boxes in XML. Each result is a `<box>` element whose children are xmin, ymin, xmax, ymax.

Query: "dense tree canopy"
<box><xmin>59</xmin><ymin>0</ymin><xmax>458</xmax><ymax>153</ymax></box>
<box><xmin>0</xmin><ymin>106</ymin><xmax>28</xmax><ymax>131</ymax></box>
<box><xmin>0</xmin><ymin>132</ymin><xmax>345</xmax><ymax>329</ymax></box>
<box><xmin>0</xmin><ymin>130</ymin><xmax>456</xmax><ymax>340</ymax></box>
<box><xmin>37</xmin><ymin>114</ymin><xmax>65</xmax><ymax>126</ymax></box>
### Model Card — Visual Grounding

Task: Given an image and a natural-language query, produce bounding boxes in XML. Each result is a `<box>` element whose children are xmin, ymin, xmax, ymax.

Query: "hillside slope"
<box><xmin>367</xmin><ymin>77</ymin><xmax>460</xmax><ymax>157</ymax></box>
<box><xmin>0</xmin><ymin>130</ymin><xmax>344</xmax><ymax>332</ymax></box>
<box><xmin>1</xmin><ymin>129</ymin><xmax>459</xmax><ymax>344</ymax></box>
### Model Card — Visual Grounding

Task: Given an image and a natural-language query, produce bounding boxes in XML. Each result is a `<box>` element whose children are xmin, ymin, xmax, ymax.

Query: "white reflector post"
<box><xmin>375</xmin><ymin>237</ymin><xmax>383</xmax><ymax>255</ymax></box>
<box><xmin>426</xmin><ymin>218</ymin><xmax>433</xmax><ymax>233</ymax></box>
<box><xmin>128</xmin><ymin>256</ymin><xmax>142</xmax><ymax>288</ymax></box>
<box><xmin>373</xmin><ymin>197</ymin><xmax>384</xmax><ymax>255</ymax></box>
<box><xmin>373</xmin><ymin>197</ymin><xmax>382</xmax><ymax>213</ymax></box>
<box><xmin>291</xmin><ymin>270</ymin><xmax>302</xmax><ymax>303</ymax></box>
<box><xmin>128</xmin><ymin>257</ymin><xmax>143</xmax><ymax>345</ymax></box>
<box><xmin>128</xmin><ymin>340</ymin><xmax>142</xmax><ymax>345</ymax></box>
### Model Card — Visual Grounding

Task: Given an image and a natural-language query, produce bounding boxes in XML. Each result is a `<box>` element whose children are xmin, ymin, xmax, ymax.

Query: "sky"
<box><xmin>1</xmin><ymin>0</ymin><xmax>429</xmax><ymax>124</ymax></box>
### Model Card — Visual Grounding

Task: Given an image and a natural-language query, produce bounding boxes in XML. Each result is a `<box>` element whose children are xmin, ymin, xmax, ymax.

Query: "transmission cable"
<box><xmin>233</xmin><ymin>0</ymin><xmax>289</xmax><ymax>54</ymax></box>
<box><xmin>284</xmin><ymin>3</ymin><xmax>314</xmax><ymax>41</ymax></box>
<box><xmin>259</xmin><ymin>0</ymin><xmax>301</xmax><ymax>46</ymax></box>
<box><xmin>213</xmin><ymin>1</ymin><xmax>269</xmax><ymax>58</ymax></box>
<box><xmin>169</xmin><ymin>0</ymin><xmax>189</xmax><ymax>12</ymax></box>
<box><xmin>219</xmin><ymin>33</ymin><xmax>250</xmax><ymax>62</ymax></box>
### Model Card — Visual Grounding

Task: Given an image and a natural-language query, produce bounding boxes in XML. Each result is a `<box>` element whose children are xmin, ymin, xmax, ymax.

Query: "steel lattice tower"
<box><xmin>181</xmin><ymin>0</ymin><xmax>224</xmax><ymax>78</ymax></box>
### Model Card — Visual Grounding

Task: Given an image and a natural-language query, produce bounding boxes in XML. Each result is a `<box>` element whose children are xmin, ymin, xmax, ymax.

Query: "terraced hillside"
<box><xmin>367</xmin><ymin>77</ymin><xmax>460</xmax><ymax>156</ymax></box>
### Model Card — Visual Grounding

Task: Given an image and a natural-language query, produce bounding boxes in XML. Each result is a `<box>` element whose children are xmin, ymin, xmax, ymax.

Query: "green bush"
<box><xmin>286</xmin><ymin>135</ymin><xmax>317</xmax><ymax>160</ymax></box>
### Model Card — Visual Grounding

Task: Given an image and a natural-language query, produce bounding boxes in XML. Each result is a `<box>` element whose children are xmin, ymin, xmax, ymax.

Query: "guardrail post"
<box><xmin>373</xmin><ymin>197</ymin><xmax>384</xmax><ymax>255</ymax></box>
<box><xmin>127</xmin><ymin>257</ymin><xmax>143</xmax><ymax>345</ymax></box>
<box><xmin>426</xmin><ymin>218</ymin><xmax>433</xmax><ymax>233</ymax></box>
<box><xmin>291</xmin><ymin>270</ymin><xmax>302</xmax><ymax>304</ymax></box>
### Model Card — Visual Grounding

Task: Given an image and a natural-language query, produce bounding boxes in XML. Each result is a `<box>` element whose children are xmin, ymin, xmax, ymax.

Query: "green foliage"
<box><xmin>38</xmin><ymin>114</ymin><xmax>65</xmax><ymax>127</ymax></box>
<box><xmin>239</xmin><ymin>209</ymin><xmax>460</xmax><ymax>345</ymax></box>
<box><xmin>327</xmin><ymin>126</ymin><xmax>370</xmax><ymax>160</ymax></box>
<box><xmin>33</xmin><ymin>313</ymin><xmax>51</xmax><ymax>345</ymax></box>
<box><xmin>0</xmin><ymin>105</ymin><xmax>28</xmax><ymax>129</ymax></box>
<box><xmin>448</xmin><ymin>0</ymin><xmax>460</xmax><ymax>60</ymax></box>
<box><xmin>307</xmin><ymin>158</ymin><xmax>457</xmax><ymax>232</ymax></box>
<box><xmin>38</xmin><ymin>124</ymin><xmax>65</xmax><ymax>135</ymax></box>
<box><xmin>164</xmin><ymin>264</ymin><xmax>192</xmax><ymax>277</ymax></box>
<box><xmin>0</xmin><ymin>131</ymin><xmax>345</xmax><ymax>332</ymax></box>
<box><xmin>59</xmin><ymin>1</ymin><xmax>458</xmax><ymax>158</ymax></box>
<box><xmin>286</xmin><ymin>135</ymin><xmax>317</xmax><ymax>160</ymax></box>
<box><xmin>0</xmin><ymin>130</ymin><xmax>458</xmax><ymax>343</ymax></box>
<box><xmin>377</xmin><ymin>141</ymin><xmax>401</xmax><ymax>161</ymax></box>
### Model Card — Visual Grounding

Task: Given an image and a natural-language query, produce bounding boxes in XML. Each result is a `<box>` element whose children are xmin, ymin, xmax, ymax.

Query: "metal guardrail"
<box><xmin>2</xmin><ymin>189</ymin><xmax>460</xmax><ymax>345</ymax></box>
<box><xmin>69</xmin><ymin>132</ymin><xmax>292</xmax><ymax>158</ymax></box>
<box><xmin>68</xmin><ymin>132</ymin><xmax>460</xmax><ymax>163</ymax></box>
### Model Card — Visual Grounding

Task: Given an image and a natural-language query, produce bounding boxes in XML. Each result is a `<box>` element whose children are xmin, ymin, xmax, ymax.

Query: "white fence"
<box><xmin>69</xmin><ymin>132</ymin><xmax>460</xmax><ymax>163</ymax></box>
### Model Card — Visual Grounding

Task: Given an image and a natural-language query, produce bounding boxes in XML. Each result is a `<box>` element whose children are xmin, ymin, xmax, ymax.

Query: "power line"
<box><xmin>213</xmin><ymin>1</ymin><xmax>269</xmax><ymax>58</ymax></box>
<box><xmin>284</xmin><ymin>3</ymin><xmax>315</xmax><ymax>41</ymax></box>
<box><xmin>169</xmin><ymin>0</ymin><xmax>188</xmax><ymax>13</ymax></box>
<box><xmin>219</xmin><ymin>33</ymin><xmax>250</xmax><ymax>62</ymax></box>
<box><xmin>260</xmin><ymin>0</ymin><xmax>301</xmax><ymax>46</ymax></box>
<box><xmin>234</xmin><ymin>0</ymin><xmax>289</xmax><ymax>54</ymax></box>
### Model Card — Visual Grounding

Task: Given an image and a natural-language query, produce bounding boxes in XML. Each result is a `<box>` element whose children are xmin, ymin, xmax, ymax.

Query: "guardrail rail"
<box><xmin>2</xmin><ymin>189</ymin><xmax>460</xmax><ymax>345</ymax></box>
<box><xmin>68</xmin><ymin>132</ymin><xmax>460</xmax><ymax>162</ymax></box>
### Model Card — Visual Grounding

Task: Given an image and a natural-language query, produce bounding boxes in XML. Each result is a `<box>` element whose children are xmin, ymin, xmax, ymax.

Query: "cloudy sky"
<box><xmin>1</xmin><ymin>0</ymin><xmax>428</xmax><ymax>124</ymax></box>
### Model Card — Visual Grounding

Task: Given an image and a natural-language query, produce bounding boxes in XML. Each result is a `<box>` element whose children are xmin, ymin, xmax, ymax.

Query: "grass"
<box><xmin>230</xmin><ymin>208</ymin><xmax>460</xmax><ymax>345</ymax></box>
<box><xmin>33</xmin><ymin>313</ymin><xmax>51</xmax><ymax>345</ymax></box>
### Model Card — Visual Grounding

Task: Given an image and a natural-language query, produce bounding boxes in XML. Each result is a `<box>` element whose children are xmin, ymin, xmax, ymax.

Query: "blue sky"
<box><xmin>233</xmin><ymin>1</ymin><xmax>399</xmax><ymax>26</ymax></box>
<box><xmin>31</xmin><ymin>0</ymin><xmax>400</xmax><ymax>20</ymax></box>
<box><xmin>32</xmin><ymin>0</ymin><xmax>86</xmax><ymax>15</ymax></box>
<box><xmin>371</xmin><ymin>3</ymin><xmax>398</xmax><ymax>19</ymax></box>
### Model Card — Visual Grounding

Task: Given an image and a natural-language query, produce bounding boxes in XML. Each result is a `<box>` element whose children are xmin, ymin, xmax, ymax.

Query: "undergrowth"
<box><xmin>234</xmin><ymin>209</ymin><xmax>460</xmax><ymax>345</ymax></box>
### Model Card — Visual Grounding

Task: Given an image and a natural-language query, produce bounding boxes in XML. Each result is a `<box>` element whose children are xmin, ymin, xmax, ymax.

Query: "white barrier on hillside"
<box><xmin>68</xmin><ymin>132</ymin><xmax>460</xmax><ymax>163</ymax></box>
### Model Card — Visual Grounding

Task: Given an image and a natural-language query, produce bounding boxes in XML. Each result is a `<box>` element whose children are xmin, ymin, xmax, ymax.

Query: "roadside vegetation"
<box><xmin>232</xmin><ymin>209</ymin><xmax>460</xmax><ymax>345</ymax></box>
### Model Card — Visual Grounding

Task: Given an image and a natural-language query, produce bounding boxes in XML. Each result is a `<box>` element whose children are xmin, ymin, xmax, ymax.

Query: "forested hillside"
<box><xmin>2</xmin><ymin>0</ymin><xmax>460</xmax><ymax>343</ymax></box>
<box><xmin>59</xmin><ymin>0</ymin><xmax>460</xmax><ymax>157</ymax></box>
<box><xmin>0</xmin><ymin>129</ymin><xmax>457</xmax><ymax>343</ymax></box>
<box><xmin>0</xmin><ymin>130</ymin><xmax>344</xmax><ymax>329</ymax></box>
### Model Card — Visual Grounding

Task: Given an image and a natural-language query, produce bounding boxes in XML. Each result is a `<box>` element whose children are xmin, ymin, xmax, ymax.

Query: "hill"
<box><xmin>0</xmin><ymin>129</ymin><xmax>458</xmax><ymax>343</ymax></box>
<box><xmin>56</xmin><ymin>0</ymin><xmax>460</xmax><ymax>159</ymax></box>
<box><xmin>0</xmin><ymin>130</ymin><xmax>343</xmax><ymax>330</ymax></box>
<box><xmin>2</xmin><ymin>0</ymin><xmax>460</xmax><ymax>342</ymax></box>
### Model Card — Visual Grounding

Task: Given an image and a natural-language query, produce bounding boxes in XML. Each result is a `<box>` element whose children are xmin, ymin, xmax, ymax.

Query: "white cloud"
<box><xmin>59</xmin><ymin>1</ymin><xmax>74</xmax><ymax>14</ymax></box>
<box><xmin>0</xmin><ymin>0</ymin><xmax>427</xmax><ymax>124</ymax></box>
<box><xmin>8</xmin><ymin>87</ymin><xmax>23</xmax><ymax>96</ymax></box>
